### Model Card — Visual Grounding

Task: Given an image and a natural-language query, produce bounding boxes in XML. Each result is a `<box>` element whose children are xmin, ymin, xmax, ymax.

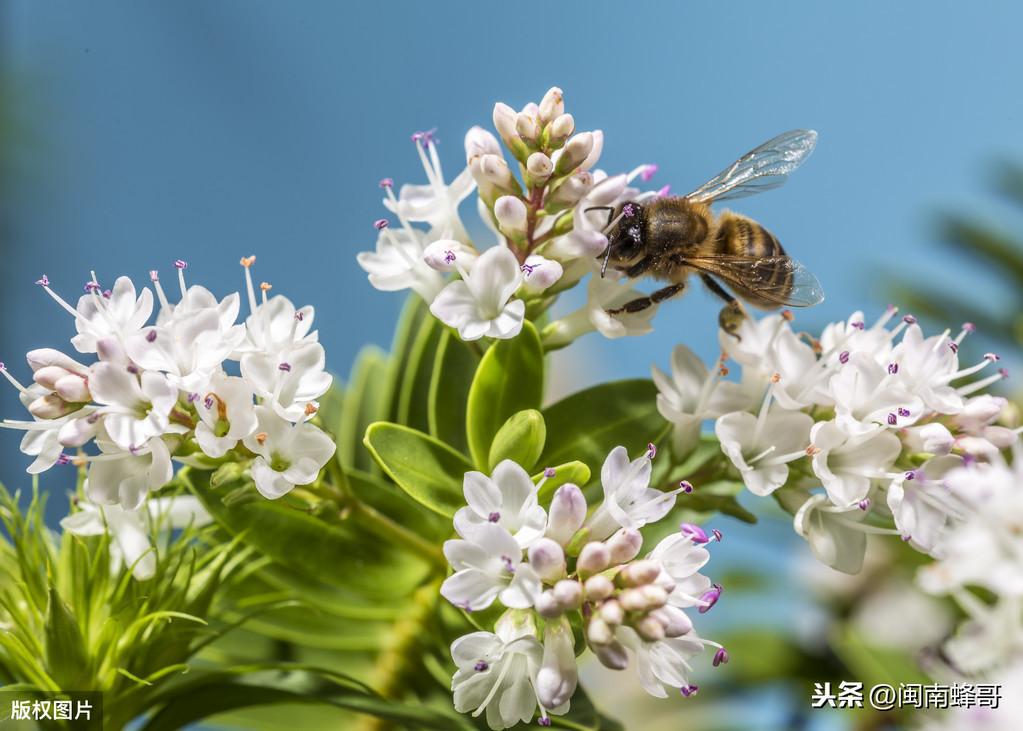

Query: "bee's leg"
<box><xmin>699</xmin><ymin>273</ymin><xmax>747</xmax><ymax>341</ymax></box>
<box><xmin>606</xmin><ymin>283</ymin><xmax>685</xmax><ymax>316</ymax></box>
<box><xmin>625</xmin><ymin>258</ymin><xmax>652</xmax><ymax>277</ymax></box>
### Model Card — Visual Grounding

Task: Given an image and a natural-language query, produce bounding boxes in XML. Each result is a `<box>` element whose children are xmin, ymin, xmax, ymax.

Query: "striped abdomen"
<box><xmin>713</xmin><ymin>212</ymin><xmax>792</xmax><ymax>309</ymax></box>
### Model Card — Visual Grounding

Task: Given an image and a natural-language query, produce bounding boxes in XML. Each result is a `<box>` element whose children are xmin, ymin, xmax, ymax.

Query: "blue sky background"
<box><xmin>2</xmin><ymin>2</ymin><xmax>1020</xmax><ymax>728</ymax></box>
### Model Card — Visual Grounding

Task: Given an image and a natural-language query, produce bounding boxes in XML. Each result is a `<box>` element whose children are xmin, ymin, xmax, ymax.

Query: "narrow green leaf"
<box><xmin>396</xmin><ymin>314</ymin><xmax>443</xmax><ymax>431</ymax></box>
<box><xmin>386</xmin><ymin>294</ymin><xmax>430</xmax><ymax>422</ymax></box>
<box><xmin>465</xmin><ymin>321</ymin><xmax>544</xmax><ymax>469</ymax></box>
<box><xmin>44</xmin><ymin>587</ymin><xmax>91</xmax><ymax>690</ymax></box>
<box><xmin>427</xmin><ymin>330</ymin><xmax>477</xmax><ymax>454</ymax></box>
<box><xmin>488</xmin><ymin>409</ymin><xmax>546</xmax><ymax>472</ymax></box>
<box><xmin>363</xmin><ymin>422</ymin><xmax>473</xmax><ymax>517</ymax></box>
<box><xmin>337</xmin><ymin>346</ymin><xmax>391</xmax><ymax>473</ymax></box>
<box><xmin>539</xmin><ymin>379</ymin><xmax>664</xmax><ymax>480</ymax></box>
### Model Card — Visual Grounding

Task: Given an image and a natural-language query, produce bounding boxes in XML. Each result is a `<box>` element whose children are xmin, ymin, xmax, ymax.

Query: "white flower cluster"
<box><xmin>1</xmin><ymin>260</ymin><xmax>337</xmax><ymax>576</ymax></box>
<box><xmin>655</xmin><ymin>307</ymin><xmax>1022</xmax><ymax>675</ymax></box>
<box><xmin>441</xmin><ymin>446</ymin><xmax>725</xmax><ymax>729</ymax></box>
<box><xmin>357</xmin><ymin>87</ymin><xmax>665</xmax><ymax>344</ymax></box>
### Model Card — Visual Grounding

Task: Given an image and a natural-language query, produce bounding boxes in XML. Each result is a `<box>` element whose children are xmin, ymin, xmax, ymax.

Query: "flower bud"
<box><xmin>59</xmin><ymin>415</ymin><xmax>99</xmax><ymax>447</ymax></box>
<box><xmin>32</xmin><ymin>365</ymin><xmax>69</xmax><ymax>390</ymax></box>
<box><xmin>586</xmin><ymin>617</ymin><xmax>613</xmax><ymax>646</ymax></box>
<box><xmin>984</xmin><ymin>425</ymin><xmax>1017</xmax><ymax>448</ymax></box>
<box><xmin>538</xmin><ymin>87</ymin><xmax>564</xmax><ymax>124</ymax></box>
<box><xmin>580</xmin><ymin>129</ymin><xmax>604</xmax><ymax>171</ymax></box>
<box><xmin>652</xmin><ymin>605</ymin><xmax>693</xmax><ymax>638</ymax></box>
<box><xmin>958</xmin><ymin>394</ymin><xmax>1007</xmax><ymax>428</ymax></box>
<box><xmin>536</xmin><ymin>619</ymin><xmax>578</xmax><ymax>710</ymax></box>
<box><xmin>584</xmin><ymin>574</ymin><xmax>614</xmax><ymax>602</ymax></box>
<box><xmin>593</xmin><ymin>640</ymin><xmax>629</xmax><ymax>670</ymax></box>
<box><xmin>640</xmin><ymin>584</ymin><xmax>668</xmax><ymax>610</ymax></box>
<box><xmin>577</xmin><ymin>541</ymin><xmax>611</xmax><ymax>577</ymax></box>
<box><xmin>918</xmin><ymin>423</ymin><xmax>955</xmax><ymax>454</ymax></box>
<box><xmin>54</xmin><ymin>374</ymin><xmax>90</xmax><ymax>403</ymax></box>
<box><xmin>554</xmin><ymin>132</ymin><xmax>594</xmax><ymax>176</ymax></box>
<box><xmin>29</xmin><ymin>393</ymin><xmax>77</xmax><ymax>420</ymax></box>
<box><xmin>553</xmin><ymin>579</ymin><xmax>582</xmax><ymax>609</ymax></box>
<box><xmin>548</xmin><ymin>229</ymin><xmax>608</xmax><ymax>260</ymax></box>
<box><xmin>547</xmin><ymin>484</ymin><xmax>587</xmax><ymax>545</ymax></box>
<box><xmin>26</xmin><ymin>348</ymin><xmax>84</xmax><ymax>375</ymax></box>
<box><xmin>599</xmin><ymin>599</ymin><xmax>624</xmax><ymax>626</ymax></box>
<box><xmin>619</xmin><ymin>588</ymin><xmax>646</xmax><ymax>612</ymax></box>
<box><xmin>521</xmin><ymin>256</ymin><xmax>564</xmax><ymax>294</ymax></box>
<box><xmin>619</xmin><ymin>559</ymin><xmax>661</xmax><ymax>587</ymax></box>
<box><xmin>547</xmin><ymin>114</ymin><xmax>575</xmax><ymax>148</ymax></box>
<box><xmin>515</xmin><ymin>112</ymin><xmax>541</xmax><ymax>144</ymax></box>
<box><xmin>464</xmin><ymin>125</ymin><xmax>502</xmax><ymax>163</ymax></box>
<box><xmin>529</xmin><ymin>537</ymin><xmax>567</xmax><ymax>583</ymax></box>
<box><xmin>585</xmin><ymin>174</ymin><xmax>629</xmax><ymax>207</ymax></box>
<box><xmin>535</xmin><ymin>590</ymin><xmax>563</xmax><ymax>619</ymax></box>
<box><xmin>606</xmin><ymin>528</ymin><xmax>643</xmax><ymax>564</ymax></box>
<box><xmin>422</xmin><ymin>239</ymin><xmax>479</xmax><ymax>272</ymax></box>
<box><xmin>493</xmin><ymin>195</ymin><xmax>528</xmax><ymax>237</ymax></box>
<box><xmin>545</xmin><ymin>171</ymin><xmax>594</xmax><ymax>212</ymax></box>
<box><xmin>492</xmin><ymin>102</ymin><xmax>520</xmax><ymax>148</ymax></box>
<box><xmin>478</xmin><ymin>154</ymin><xmax>522</xmax><ymax>196</ymax></box>
<box><xmin>526</xmin><ymin>152</ymin><xmax>554</xmax><ymax>185</ymax></box>
<box><xmin>635</xmin><ymin>615</ymin><xmax>666</xmax><ymax>642</ymax></box>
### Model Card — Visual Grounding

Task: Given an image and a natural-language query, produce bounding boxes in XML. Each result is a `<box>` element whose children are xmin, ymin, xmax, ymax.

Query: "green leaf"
<box><xmin>184</xmin><ymin>470</ymin><xmax>431</xmax><ymax>600</ymax></box>
<box><xmin>465</xmin><ymin>321</ymin><xmax>544</xmax><ymax>469</ymax></box>
<box><xmin>396</xmin><ymin>313</ymin><xmax>443</xmax><ymax>431</ymax></box>
<box><xmin>539</xmin><ymin>379</ymin><xmax>665</xmax><ymax>481</ymax></box>
<box><xmin>336</xmin><ymin>346</ymin><xmax>391</xmax><ymax>474</ymax></box>
<box><xmin>832</xmin><ymin>625</ymin><xmax>930</xmax><ymax>688</ymax></box>
<box><xmin>488</xmin><ymin>409</ymin><xmax>546</xmax><ymax>472</ymax></box>
<box><xmin>552</xmin><ymin>683</ymin><xmax>624</xmax><ymax>730</ymax></box>
<box><xmin>386</xmin><ymin>294</ymin><xmax>430</xmax><ymax>422</ymax></box>
<box><xmin>428</xmin><ymin>330</ymin><xmax>478</xmax><ymax>454</ymax></box>
<box><xmin>363</xmin><ymin>422</ymin><xmax>473</xmax><ymax>518</ymax></box>
<box><xmin>44</xmin><ymin>587</ymin><xmax>90</xmax><ymax>689</ymax></box>
<box><xmin>533</xmin><ymin>461</ymin><xmax>591</xmax><ymax>504</ymax></box>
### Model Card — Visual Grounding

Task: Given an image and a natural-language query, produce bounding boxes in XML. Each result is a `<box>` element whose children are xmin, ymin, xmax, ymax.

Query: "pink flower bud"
<box><xmin>493</xmin><ymin>195</ymin><xmax>528</xmax><ymax>236</ymax></box>
<box><xmin>554</xmin><ymin>132</ymin><xmax>594</xmax><ymax>176</ymax></box>
<box><xmin>32</xmin><ymin>365</ymin><xmax>69</xmax><ymax>390</ymax></box>
<box><xmin>586</xmin><ymin>617</ymin><xmax>613</xmax><ymax>646</ymax></box>
<box><xmin>515</xmin><ymin>112</ymin><xmax>540</xmax><ymax>143</ymax></box>
<box><xmin>553</xmin><ymin>579</ymin><xmax>582</xmax><ymax>609</ymax></box>
<box><xmin>606</xmin><ymin>528</ymin><xmax>643</xmax><ymax>564</ymax></box>
<box><xmin>535</xmin><ymin>590</ymin><xmax>563</xmax><ymax>619</ymax></box>
<box><xmin>529</xmin><ymin>537</ymin><xmax>567</xmax><ymax>582</ymax></box>
<box><xmin>547</xmin><ymin>114</ymin><xmax>575</xmax><ymax>147</ymax></box>
<box><xmin>652</xmin><ymin>605</ymin><xmax>693</xmax><ymax>638</ymax></box>
<box><xmin>54</xmin><ymin>374</ymin><xmax>90</xmax><ymax>403</ymax></box>
<box><xmin>538</xmin><ymin>87</ymin><xmax>564</xmax><ymax>124</ymax></box>
<box><xmin>599</xmin><ymin>599</ymin><xmax>624</xmax><ymax>626</ymax></box>
<box><xmin>29</xmin><ymin>393</ymin><xmax>76</xmax><ymax>420</ymax></box>
<box><xmin>26</xmin><ymin>348</ymin><xmax>85</xmax><ymax>375</ymax></box>
<box><xmin>619</xmin><ymin>559</ymin><xmax>660</xmax><ymax>587</ymax></box>
<box><xmin>593</xmin><ymin>640</ymin><xmax>629</xmax><ymax>670</ymax></box>
<box><xmin>584</xmin><ymin>574</ymin><xmax>614</xmax><ymax>602</ymax></box>
<box><xmin>577</xmin><ymin>541</ymin><xmax>611</xmax><ymax>576</ymax></box>
<box><xmin>635</xmin><ymin>615</ymin><xmax>666</xmax><ymax>642</ymax></box>
<box><xmin>492</xmin><ymin>102</ymin><xmax>519</xmax><ymax>148</ymax></box>
<box><xmin>526</xmin><ymin>152</ymin><xmax>554</xmax><ymax>182</ymax></box>
<box><xmin>547</xmin><ymin>484</ymin><xmax>587</xmax><ymax>545</ymax></box>
<box><xmin>464</xmin><ymin>125</ymin><xmax>501</xmax><ymax>163</ymax></box>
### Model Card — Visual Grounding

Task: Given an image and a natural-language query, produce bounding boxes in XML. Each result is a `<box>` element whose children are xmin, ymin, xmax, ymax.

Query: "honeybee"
<box><xmin>592</xmin><ymin>129</ymin><xmax>824</xmax><ymax>337</ymax></box>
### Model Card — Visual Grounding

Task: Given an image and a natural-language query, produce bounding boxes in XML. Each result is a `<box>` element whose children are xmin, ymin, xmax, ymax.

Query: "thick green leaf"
<box><xmin>44</xmin><ymin>587</ymin><xmax>90</xmax><ymax>689</ymax></box>
<box><xmin>346</xmin><ymin>467</ymin><xmax>450</xmax><ymax>543</ymax></box>
<box><xmin>428</xmin><ymin>330</ymin><xmax>478</xmax><ymax>454</ymax></box>
<box><xmin>539</xmin><ymin>379</ymin><xmax>664</xmax><ymax>481</ymax></box>
<box><xmin>396</xmin><ymin>313</ymin><xmax>444</xmax><ymax>431</ymax></box>
<box><xmin>488</xmin><ymin>409</ymin><xmax>546</xmax><ymax>472</ymax></box>
<box><xmin>185</xmin><ymin>470</ymin><xmax>430</xmax><ymax>599</ymax></box>
<box><xmin>533</xmin><ymin>461</ymin><xmax>591</xmax><ymax>504</ymax></box>
<box><xmin>336</xmin><ymin>346</ymin><xmax>391</xmax><ymax>474</ymax></box>
<box><xmin>465</xmin><ymin>321</ymin><xmax>544</xmax><ymax>469</ymax></box>
<box><xmin>363</xmin><ymin>422</ymin><xmax>473</xmax><ymax>517</ymax></box>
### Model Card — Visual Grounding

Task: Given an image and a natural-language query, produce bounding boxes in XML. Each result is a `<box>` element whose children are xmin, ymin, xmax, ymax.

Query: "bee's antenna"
<box><xmin>600</xmin><ymin>245</ymin><xmax>612</xmax><ymax>278</ymax></box>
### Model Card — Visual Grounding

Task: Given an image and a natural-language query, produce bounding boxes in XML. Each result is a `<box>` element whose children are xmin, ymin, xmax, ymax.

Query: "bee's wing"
<box><xmin>685</xmin><ymin>129</ymin><xmax>817</xmax><ymax>204</ymax></box>
<box><xmin>684</xmin><ymin>254</ymin><xmax>825</xmax><ymax>307</ymax></box>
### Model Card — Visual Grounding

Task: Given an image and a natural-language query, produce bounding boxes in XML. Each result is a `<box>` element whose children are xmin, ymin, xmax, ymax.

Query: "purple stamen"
<box><xmin>712</xmin><ymin>648</ymin><xmax>729</xmax><ymax>667</ymax></box>
<box><xmin>622</xmin><ymin>203</ymin><xmax>637</xmax><ymax>218</ymax></box>
<box><xmin>488</xmin><ymin>511</ymin><xmax>501</xmax><ymax>523</ymax></box>
<box><xmin>657</xmin><ymin>184</ymin><xmax>672</xmax><ymax>197</ymax></box>
<box><xmin>902</xmin><ymin>314</ymin><xmax>917</xmax><ymax>324</ymax></box>
<box><xmin>411</xmin><ymin>128</ymin><xmax>437</xmax><ymax>147</ymax></box>
<box><xmin>901</xmin><ymin>534</ymin><xmax>912</xmax><ymax>542</ymax></box>
<box><xmin>985</xmin><ymin>353</ymin><xmax>1000</xmax><ymax>362</ymax></box>
<box><xmin>173</xmin><ymin>259</ymin><xmax>188</xmax><ymax>270</ymax></box>
<box><xmin>905</xmin><ymin>469</ymin><xmax>918</xmax><ymax>481</ymax></box>
<box><xmin>850</xmin><ymin>321</ymin><xmax>865</xmax><ymax>330</ymax></box>
<box><xmin>680</xmin><ymin>523</ymin><xmax>709</xmax><ymax>544</ymax></box>
<box><xmin>126</xmin><ymin>364</ymin><xmax>139</xmax><ymax>374</ymax></box>
<box><xmin>712</xmin><ymin>528</ymin><xmax>723</xmax><ymax>542</ymax></box>
<box><xmin>145</xmin><ymin>330</ymin><xmax>157</xmax><ymax>343</ymax></box>
<box><xmin>378</xmin><ymin>177</ymin><xmax>394</xmax><ymax>189</ymax></box>
<box><xmin>949</xmin><ymin>342</ymin><xmax>959</xmax><ymax>353</ymax></box>
<box><xmin>373</xmin><ymin>218</ymin><xmax>389</xmax><ymax>230</ymax></box>
<box><xmin>538</xmin><ymin>719</ymin><xmax>552</xmax><ymax>728</ymax></box>
<box><xmin>698</xmin><ymin>584</ymin><xmax>722</xmax><ymax>614</ymax></box>
<box><xmin>501</xmin><ymin>555</ymin><xmax>516</xmax><ymax>573</ymax></box>
<box><xmin>294</xmin><ymin>311</ymin><xmax>305</xmax><ymax>321</ymax></box>
<box><xmin>680</xmin><ymin>684</ymin><xmax>699</xmax><ymax>697</ymax></box>
<box><xmin>149</xmin><ymin>270</ymin><xmax>159</xmax><ymax>282</ymax></box>
<box><xmin>86</xmin><ymin>413</ymin><xmax>100</xmax><ymax>424</ymax></box>
<box><xmin>543</xmin><ymin>467</ymin><xmax>556</xmax><ymax>478</ymax></box>
<box><xmin>278</xmin><ymin>362</ymin><xmax>292</xmax><ymax>372</ymax></box>
<box><xmin>128</xmin><ymin>444</ymin><xmax>140</xmax><ymax>455</ymax></box>
<box><xmin>56</xmin><ymin>453</ymin><xmax>71</xmax><ymax>465</ymax></box>
<box><xmin>187</xmin><ymin>392</ymin><xmax>199</xmax><ymax>403</ymax></box>
<box><xmin>839</xmin><ymin>351</ymin><xmax>850</xmax><ymax>364</ymax></box>
<box><xmin>444</xmin><ymin>250</ymin><xmax>456</xmax><ymax>264</ymax></box>
<box><xmin>474</xmin><ymin>661</ymin><xmax>489</xmax><ymax>672</ymax></box>
<box><xmin>962</xmin><ymin>322</ymin><xmax>976</xmax><ymax>332</ymax></box>
<box><xmin>887</xmin><ymin>412</ymin><xmax>897</xmax><ymax>426</ymax></box>
<box><xmin>520</xmin><ymin>263</ymin><xmax>537</xmax><ymax>275</ymax></box>
<box><xmin>858</xmin><ymin>498</ymin><xmax>871</xmax><ymax>511</ymax></box>
<box><xmin>102</xmin><ymin>289</ymin><xmax>111</xmax><ymax>298</ymax></box>
<box><xmin>35</xmin><ymin>275</ymin><xmax>50</xmax><ymax>287</ymax></box>
<box><xmin>640</xmin><ymin>163</ymin><xmax>658</xmax><ymax>182</ymax></box>
<box><xmin>646</xmin><ymin>442</ymin><xmax>657</xmax><ymax>459</ymax></box>
<box><xmin>999</xmin><ymin>368</ymin><xmax>1009</xmax><ymax>378</ymax></box>
<box><xmin>887</xmin><ymin>362</ymin><xmax>899</xmax><ymax>375</ymax></box>
<box><xmin>679</xmin><ymin>480</ymin><xmax>694</xmax><ymax>494</ymax></box>
<box><xmin>84</xmin><ymin>281</ymin><xmax>101</xmax><ymax>293</ymax></box>
<box><xmin>204</xmin><ymin>395</ymin><xmax>214</xmax><ymax>409</ymax></box>
<box><xmin>898</xmin><ymin>407</ymin><xmax>910</xmax><ymax>417</ymax></box>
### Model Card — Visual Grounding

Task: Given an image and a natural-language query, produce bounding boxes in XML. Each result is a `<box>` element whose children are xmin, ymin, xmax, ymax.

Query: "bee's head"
<box><xmin>598</xmin><ymin>202</ymin><xmax>644</xmax><ymax>276</ymax></box>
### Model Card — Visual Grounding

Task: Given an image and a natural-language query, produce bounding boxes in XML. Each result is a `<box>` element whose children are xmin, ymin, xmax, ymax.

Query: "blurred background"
<box><xmin>2</xmin><ymin>2</ymin><xmax>1022</xmax><ymax>729</ymax></box>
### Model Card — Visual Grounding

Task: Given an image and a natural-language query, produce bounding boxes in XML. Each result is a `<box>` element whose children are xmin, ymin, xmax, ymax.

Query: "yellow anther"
<box><xmin>240</xmin><ymin>255</ymin><xmax>256</xmax><ymax>268</ymax></box>
<box><xmin>304</xmin><ymin>403</ymin><xmax>318</xmax><ymax>416</ymax></box>
<box><xmin>259</xmin><ymin>282</ymin><xmax>272</xmax><ymax>292</ymax></box>
<box><xmin>255</xmin><ymin>431</ymin><xmax>268</xmax><ymax>445</ymax></box>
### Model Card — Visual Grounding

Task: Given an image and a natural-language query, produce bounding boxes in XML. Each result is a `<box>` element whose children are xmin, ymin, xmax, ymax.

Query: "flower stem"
<box><xmin>349</xmin><ymin>499</ymin><xmax>446</xmax><ymax>569</ymax></box>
